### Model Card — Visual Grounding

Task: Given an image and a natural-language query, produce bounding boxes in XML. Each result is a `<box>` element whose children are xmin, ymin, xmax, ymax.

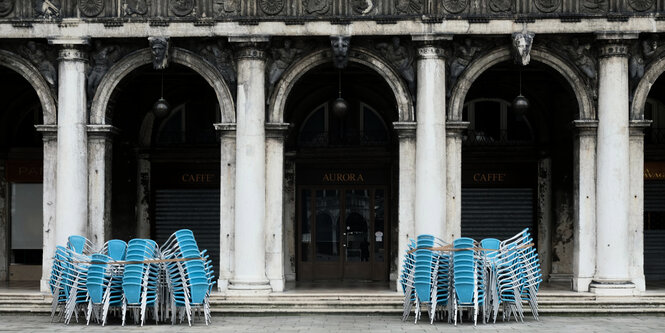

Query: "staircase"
<box><xmin>2</xmin><ymin>291</ymin><xmax>665</xmax><ymax>315</ymax></box>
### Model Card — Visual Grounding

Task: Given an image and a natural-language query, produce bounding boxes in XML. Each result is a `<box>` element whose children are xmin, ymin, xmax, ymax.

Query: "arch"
<box><xmin>448</xmin><ymin>46</ymin><xmax>595</xmax><ymax>122</ymax></box>
<box><xmin>90</xmin><ymin>47</ymin><xmax>235</xmax><ymax>125</ymax></box>
<box><xmin>0</xmin><ymin>49</ymin><xmax>57</xmax><ymax>125</ymax></box>
<box><xmin>268</xmin><ymin>47</ymin><xmax>414</xmax><ymax>123</ymax></box>
<box><xmin>632</xmin><ymin>56</ymin><xmax>665</xmax><ymax>120</ymax></box>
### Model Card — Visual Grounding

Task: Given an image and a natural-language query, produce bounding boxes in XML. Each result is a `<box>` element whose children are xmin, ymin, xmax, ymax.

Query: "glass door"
<box><xmin>298</xmin><ymin>186</ymin><xmax>387</xmax><ymax>281</ymax></box>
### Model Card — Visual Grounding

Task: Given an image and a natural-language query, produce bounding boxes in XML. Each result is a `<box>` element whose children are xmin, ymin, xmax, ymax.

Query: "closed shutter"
<box><xmin>644</xmin><ymin>181</ymin><xmax>665</xmax><ymax>280</ymax></box>
<box><xmin>154</xmin><ymin>189</ymin><xmax>220</xmax><ymax>277</ymax></box>
<box><xmin>461</xmin><ymin>188</ymin><xmax>535</xmax><ymax>242</ymax></box>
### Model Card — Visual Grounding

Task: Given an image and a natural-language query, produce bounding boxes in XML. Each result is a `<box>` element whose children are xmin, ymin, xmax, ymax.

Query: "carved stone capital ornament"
<box><xmin>235</xmin><ymin>44</ymin><xmax>267</xmax><ymax>60</ymax></box>
<box><xmin>79</xmin><ymin>0</ymin><xmax>104</xmax><ymax>17</ymax></box>
<box><xmin>417</xmin><ymin>45</ymin><xmax>445</xmax><ymax>59</ymax></box>
<box><xmin>598</xmin><ymin>42</ymin><xmax>629</xmax><ymax>58</ymax></box>
<box><xmin>148</xmin><ymin>36</ymin><xmax>169</xmax><ymax>69</ymax></box>
<box><xmin>330</xmin><ymin>36</ymin><xmax>351</xmax><ymax>69</ymax></box>
<box><xmin>0</xmin><ymin>0</ymin><xmax>14</xmax><ymax>17</ymax></box>
<box><xmin>512</xmin><ymin>31</ymin><xmax>535</xmax><ymax>66</ymax></box>
<box><xmin>58</xmin><ymin>48</ymin><xmax>87</xmax><ymax>62</ymax></box>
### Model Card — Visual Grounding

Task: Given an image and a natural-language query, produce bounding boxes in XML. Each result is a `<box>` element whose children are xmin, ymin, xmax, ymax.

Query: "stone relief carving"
<box><xmin>395</xmin><ymin>0</ymin><xmax>423</xmax><ymax>14</ymax></box>
<box><xmin>628</xmin><ymin>0</ymin><xmax>655</xmax><ymax>12</ymax></box>
<box><xmin>330</xmin><ymin>36</ymin><xmax>350</xmax><ymax>69</ymax></box>
<box><xmin>533</xmin><ymin>0</ymin><xmax>560</xmax><ymax>13</ymax></box>
<box><xmin>87</xmin><ymin>40</ymin><xmax>122</xmax><ymax>102</ymax></box>
<box><xmin>267</xmin><ymin>39</ymin><xmax>305</xmax><ymax>98</ymax></box>
<box><xmin>629</xmin><ymin>37</ymin><xmax>658</xmax><ymax>94</ymax></box>
<box><xmin>213</xmin><ymin>0</ymin><xmax>239</xmax><ymax>16</ymax></box>
<box><xmin>170</xmin><ymin>0</ymin><xmax>195</xmax><ymax>17</ymax></box>
<box><xmin>487</xmin><ymin>0</ymin><xmax>512</xmax><ymax>13</ymax></box>
<box><xmin>0</xmin><ymin>0</ymin><xmax>14</xmax><ymax>17</ymax></box>
<box><xmin>447</xmin><ymin>38</ymin><xmax>483</xmax><ymax>96</ymax></box>
<box><xmin>148</xmin><ymin>37</ymin><xmax>169</xmax><ymax>70</ymax></box>
<box><xmin>581</xmin><ymin>0</ymin><xmax>607</xmax><ymax>13</ymax></box>
<box><xmin>78</xmin><ymin>0</ymin><xmax>104</xmax><ymax>17</ymax></box>
<box><xmin>259</xmin><ymin>0</ymin><xmax>284</xmax><ymax>15</ymax></box>
<box><xmin>34</xmin><ymin>0</ymin><xmax>61</xmax><ymax>19</ymax></box>
<box><xmin>199</xmin><ymin>39</ymin><xmax>237</xmax><ymax>87</ymax></box>
<box><xmin>123</xmin><ymin>0</ymin><xmax>150</xmax><ymax>17</ymax></box>
<box><xmin>351</xmin><ymin>0</ymin><xmax>374</xmax><ymax>15</ymax></box>
<box><xmin>303</xmin><ymin>0</ymin><xmax>330</xmax><ymax>15</ymax></box>
<box><xmin>441</xmin><ymin>0</ymin><xmax>467</xmax><ymax>14</ymax></box>
<box><xmin>376</xmin><ymin>37</ymin><xmax>415</xmax><ymax>98</ymax></box>
<box><xmin>512</xmin><ymin>32</ymin><xmax>534</xmax><ymax>66</ymax></box>
<box><xmin>559</xmin><ymin>38</ymin><xmax>596</xmax><ymax>82</ymax></box>
<box><xmin>20</xmin><ymin>41</ymin><xmax>57</xmax><ymax>90</ymax></box>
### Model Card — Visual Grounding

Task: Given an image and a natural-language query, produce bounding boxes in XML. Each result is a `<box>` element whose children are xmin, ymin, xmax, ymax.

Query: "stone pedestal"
<box><xmin>591</xmin><ymin>36</ymin><xmax>635</xmax><ymax>295</ymax></box>
<box><xmin>393</xmin><ymin>121</ymin><xmax>416</xmax><ymax>291</ymax></box>
<box><xmin>414</xmin><ymin>45</ymin><xmax>447</xmax><ymax>239</ymax></box>
<box><xmin>229</xmin><ymin>41</ymin><xmax>271</xmax><ymax>292</ymax></box>
<box><xmin>52</xmin><ymin>41</ymin><xmax>89</xmax><ymax>248</ymax></box>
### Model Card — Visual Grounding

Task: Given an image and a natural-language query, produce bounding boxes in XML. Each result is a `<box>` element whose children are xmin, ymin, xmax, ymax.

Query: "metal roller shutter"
<box><xmin>461</xmin><ymin>188</ymin><xmax>535</xmax><ymax>242</ymax></box>
<box><xmin>644</xmin><ymin>181</ymin><xmax>665</xmax><ymax>280</ymax></box>
<box><xmin>154</xmin><ymin>189</ymin><xmax>220</xmax><ymax>278</ymax></box>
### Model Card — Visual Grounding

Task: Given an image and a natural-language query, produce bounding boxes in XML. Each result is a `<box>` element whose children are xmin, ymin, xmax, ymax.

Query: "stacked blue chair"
<box><xmin>49</xmin><ymin>245</ymin><xmax>91</xmax><ymax>324</ymax></box>
<box><xmin>161</xmin><ymin>229</ymin><xmax>213</xmax><ymax>326</ymax></box>
<box><xmin>431</xmin><ymin>251</ymin><xmax>451</xmax><ymax>324</ymax></box>
<box><xmin>452</xmin><ymin>237</ymin><xmax>485</xmax><ymax>326</ymax></box>
<box><xmin>479</xmin><ymin>238</ymin><xmax>501</xmax><ymax>323</ymax></box>
<box><xmin>121</xmin><ymin>238</ymin><xmax>160</xmax><ymax>326</ymax></box>
<box><xmin>85</xmin><ymin>253</ymin><xmax>124</xmax><ymax>326</ymax></box>
<box><xmin>495</xmin><ymin>229</ymin><xmax>532</xmax><ymax>322</ymax></box>
<box><xmin>49</xmin><ymin>246</ymin><xmax>72</xmax><ymax>322</ymax></box>
<box><xmin>399</xmin><ymin>239</ymin><xmax>417</xmax><ymax>322</ymax></box>
<box><xmin>68</xmin><ymin>235</ymin><xmax>96</xmax><ymax>255</ymax></box>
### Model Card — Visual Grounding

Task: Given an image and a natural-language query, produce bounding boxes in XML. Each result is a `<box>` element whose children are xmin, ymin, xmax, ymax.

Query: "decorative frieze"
<box><xmin>598</xmin><ymin>42</ymin><xmax>630</xmax><ymax>59</ymax></box>
<box><xmin>235</xmin><ymin>43</ymin><xmax>267</xmax><ymax>60</ymax></box>
<box><xmin>78</xmin><ymin>0</ymin><xmax>104</xmax><ymax>17</ymax></box>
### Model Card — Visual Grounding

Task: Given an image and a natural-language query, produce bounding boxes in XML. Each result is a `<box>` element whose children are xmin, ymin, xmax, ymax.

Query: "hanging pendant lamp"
<box><xmin>512</xmin><ymin>67</ymin><xmax>529</xmax><ymax>116</ymax></box>
<box><xmin>332</xmin><ymin>69</ymin><xmax>348</xmax><ymax>118</ymax></box>
<box><xmin>153</xmin><ymin>70</ymin><xmax>170</xmax><ymax>118</ymax></box>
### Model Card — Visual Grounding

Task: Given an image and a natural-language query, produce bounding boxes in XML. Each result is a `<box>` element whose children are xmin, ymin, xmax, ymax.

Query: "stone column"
<box><xmin>537</xmin><ymin>156</ymin><xmax>553</xmax><ymax>281</ymax></box>
<box><xmin>414</xmin><ymin>44</ymin><xmax>447</xmax><ymax>239</ymax></box>
<box><xmin>591</xmin><ymin>35</ymin><xmax>635</xmax><ymax>295</ymax></box>
<box><xmin>445</xmin><ymin>121</ymin><xmax>468</xmax><ymax>243</ymax></box>
<box><xmin>135</xmin><ymin>155</ymin><xmax>151</xmax><ymax>239</ymax></box>
<box><xmin>393</xmin><ymin>122</ymin><xmax>416</xmax><ymax>291</ymax></box>
<box><xmin>52</xmin><ymin>40</ymin><xmax>89</xmax><ymax>248</ymax></box>
<box><xmin>87</xmin><ymin>125</ymin><xmax>117</xmax><ymax>250</ymax></box>
<box><xmin>265</xmin><ymin>123</ymin><xmax>289</xmax><ymax>292</ymax></box>
<box><xmin>572</xmin><ymin>120</ymin><xmax>598</xmax><ymax>292</ymax></box>
<box><xmin>629</xmin><ymin>120</ymin><xmax>651</xmax><ymax>292</ymax></box>
<box><xmin>229</xmin><ymin>40</ymin><xmax>271</xmax><ymax>291</ymax></box>
<box><xmin>36</xmin><ymin>125</ymin><xmax>57</xmax><ymax>292</ymax></box>
<box><xmin>215</xmin><ymin>123</ymin><xmax>236</xmax><ymax>291</ymax></box>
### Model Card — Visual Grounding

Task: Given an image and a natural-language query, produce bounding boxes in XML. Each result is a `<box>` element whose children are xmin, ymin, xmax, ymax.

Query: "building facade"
<box><xmin>0</xmin><ymin>0</ymin><xmax>664</xmax><ymax>296</ymax></box>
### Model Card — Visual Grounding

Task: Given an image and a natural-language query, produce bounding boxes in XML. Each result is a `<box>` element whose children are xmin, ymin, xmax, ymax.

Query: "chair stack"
<box><xmin>161</xmin><ymin>229</ymin><xmax>213</xmax><ymax>326</ymax></box>
<box><xmin>49</xmin><ymin>244</ymin><xmax>91</xmax><ymax>324</ymax></box>
<box><xmin>121</xmin><ymin>239</ymin><xmax>160</xmax><ymax>326</ymax></box>
<box><xmin>399</xmin><ymin>229</ymin><xmax>540</xmax><ymax>326</ymax></box>
<box><xmin>85</xmin><ymin>253</ymin><xmax>123</xmax><ymax>326</ymax></box>
<box><xmin>451</xmin><ymin>237</ymin><xmax>485</xmax><ymax>326</ymax></box>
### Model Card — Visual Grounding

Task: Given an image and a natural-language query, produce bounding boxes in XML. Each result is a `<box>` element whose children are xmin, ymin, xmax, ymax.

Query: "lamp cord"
<box><xmin>160</xmin><ymin>70</ymin><xmax>164</xmax><ymax>99</ymax></box>
<box><xmin>338</xmin><ymin>70</ymin><xmax>342</xmax><ymax>98</ymax></box>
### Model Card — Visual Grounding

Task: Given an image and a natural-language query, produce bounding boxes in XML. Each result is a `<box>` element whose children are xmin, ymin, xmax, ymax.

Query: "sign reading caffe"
<box><xmin>462</xmin><ymin>163</ymin><xmax>535</xmax><ymax>187</ymax></box>
<box><xmin>152</xmin><ymin>164</ymin><xmax>219</xmax><ymax>188</ymax></box>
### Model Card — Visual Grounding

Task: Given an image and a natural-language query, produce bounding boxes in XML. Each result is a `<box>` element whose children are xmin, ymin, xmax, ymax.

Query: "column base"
<box><xmin>228</xmin><ymin>279</ymin><xmax>272</xmax><ymax>295</ymax></box>
<box><xmin>40</xmin><ymin>278</ymin><xmax>51</xmax><ymax>293</ymax></box>
<box><xmin>269</xmin><ymin>278</ymin><xmax>285</xmax><ymax>292</ymax></box>
<box><xmin>589</xmin><ymin>280</ymin><xmax>636</xmax><ymax>296</ymax></box>
<box><xmin>217</xmin><ymin>279</ymin><xmax>229</xmax><ymax>292</ymax></box>
<box><xmin>572</xmin><ymin>277</ymin><xmax>593</xmax><ymax>292</ymax></box>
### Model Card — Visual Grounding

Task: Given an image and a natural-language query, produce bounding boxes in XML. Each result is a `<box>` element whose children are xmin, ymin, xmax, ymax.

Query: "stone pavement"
<box><xmin>0</xmin><ymin>314</ymin><xmax>662</xmax><ymax>332</ymax></box>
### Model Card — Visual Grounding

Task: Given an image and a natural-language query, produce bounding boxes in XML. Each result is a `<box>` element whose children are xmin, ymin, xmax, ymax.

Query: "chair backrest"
<box><xmin>106</xmin><ymin>239</ymin><xmax>127</xmax><ymax>261</ymax></box>
<box><xmin>68</xmin><ymin>235</ymin><xmax>89</xmax><ymax>254</ymax></box>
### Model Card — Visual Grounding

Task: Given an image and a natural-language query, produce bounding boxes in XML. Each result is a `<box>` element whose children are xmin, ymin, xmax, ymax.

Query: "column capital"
<box><xmin>629</xmin><ymin>119</ymin><xmax>652</xmax><ymax>136</ymax></box>
<box><xmin>446</xmin><ymin>121</ymin><xmax>470</xmax><ymax>136</ymax></box>
<box><xmin>214</xmin><ymin>122</ymin><xmax>237</xmax><ymax>138</ymax></box>
<box><xmin>49</xmin><ymin>38</ymin><xmax>89</xmax><ymax>62</ymax></box>
<box><xmin>595</xmin><ymin>33</ymin><xmax>637</xmax><ymax>59</ymax></box>
<box><xmin>87</xmin><ymin>125</ymin><xmax>120</xmax><ymax>139</ymax></box>
<box><xmin>265</xmin><ymin>122</ymin><xmax>290</xmax><ymax>139</ymax></box>
<box><xmin>230</xmin><ymin>36</ymin><xmax>270</xmax><ymax>61</ymax></box>
<box><xmin>35</xmin><ymin>124</ymin><xmax>57</xmax><ymax>141</ymax></box>
<box><xmin>393</xmin><ymin>121</ymin><xmax>417</xmax><ymax>138</ymax></box>
<box><xmin>572</xmin><ymin>119</ymin><xmax>599</xmax><ymax>137</ymax></box>
<box><xmin>415</xmin><ymin>44</ymin><xmax>446</xmax><ymax>60</ymax></box>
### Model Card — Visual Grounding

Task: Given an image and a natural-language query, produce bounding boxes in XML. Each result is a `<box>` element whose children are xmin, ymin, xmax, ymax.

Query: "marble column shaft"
<box><xmin>37</xmin><ymin>125</ymin><xmax>57</xmax><ymax>292</ymax></box>
<box><xmin>445</xmin><ymin>121</ymin><xmax>467</xmax><ymax>243</ymax></box>
<box><xmin>594</xmin><ymin>40</ymin><xmax>632</xmax><ymax>284</ymax></box>
<box><xmin>629</xmin><ymin>120</ymin><xmax>651</xmax><ymax>292</ymax></box>
<box><xmin>215</xmin><ymin>123</ymin><xmax>236</xmax><ymax>291</ymax></box>
<box><xmin>87</xmin><ymin>125</ymin><xmax>117</xmax><ymax>250</ymax></box>
<box><xmin>394</xmin><ymin>121</ymin><xmax>416</xmax><ymax>291</ymax></box>
<box><xmin>414</xmin><ymin>45</ymin><xmax>447</xmax><ymax>239</ymax></box>
<box><xmin>55</xmin><ymin>46</ymin><xmax>89</xmax><ymax>248</ymax></box>
<box><xmin>231</xmin><ymin>43</ymin><xmax>270</xmax><ymax>288</ymax></box>
<box><xmin>265</xmin><ymin>123</ymin><xmax>289</xmax><ymax>292</ymax></box>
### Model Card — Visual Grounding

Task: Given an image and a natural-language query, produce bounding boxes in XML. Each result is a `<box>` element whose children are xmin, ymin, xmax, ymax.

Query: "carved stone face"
<box><xmin>148</xmin><ymin>37</ymin><xmax>169</xmax><ymax>69</ymax></box>
<box><xmin>330</xmin><ymin>36</ymin><xmax>350</xmax><ymax>69</ymax></box>
<box><xmin>512</xmin><ymin>32</ymin><xmax>533</xmax><ymax>66</ymax></box>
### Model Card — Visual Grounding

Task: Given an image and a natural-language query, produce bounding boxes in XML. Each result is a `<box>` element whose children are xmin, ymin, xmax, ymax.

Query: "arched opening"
<box><xmin>285</xmin><ymin>62</ymin><xmax>397</xmax><ymax>283</ymax></box>
<box><xmin>109</xmin><ymin>63</ymin><xmax>220</xmax><ymax>275</ymax></box>
<box><xmin>460</xmin><ymin>60</ymin><xmax>577</xmax><ymax>282</ymax></box>
<box><xmin>643</xmin><ymin>76</ymin><xmax>665</xmax><ymax>285</ymax></box>
<box><xmin>0</xmin><ymin>65</ymin><xmax>44</xmax><ymax>283</ymax></box>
